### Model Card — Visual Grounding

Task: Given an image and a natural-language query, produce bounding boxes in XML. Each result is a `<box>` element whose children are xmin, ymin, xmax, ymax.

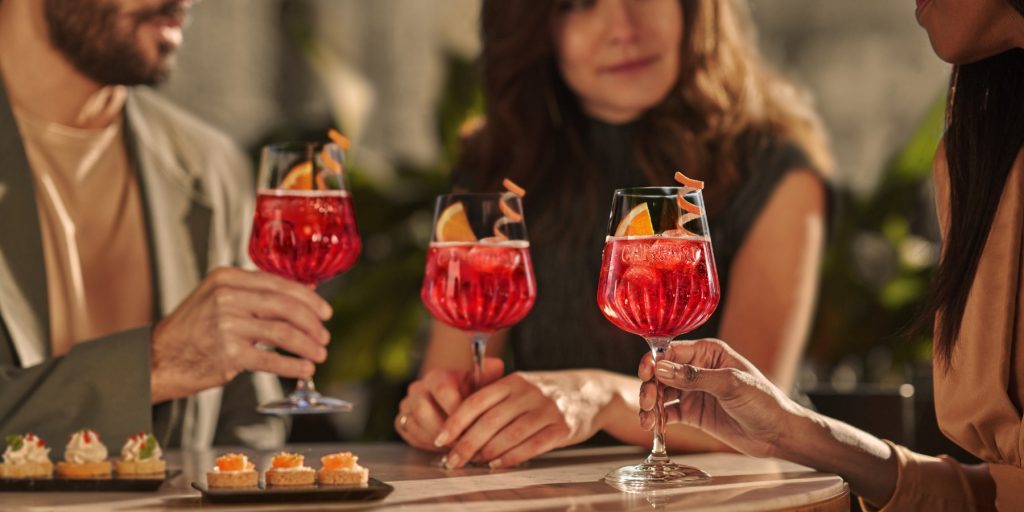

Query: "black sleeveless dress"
<box><xmin>452</xmin><ymin>119</ymin><xmax>820</xmax><ymax>376</ymax></box>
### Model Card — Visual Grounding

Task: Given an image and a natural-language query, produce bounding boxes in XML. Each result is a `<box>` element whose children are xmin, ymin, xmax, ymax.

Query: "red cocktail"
<box><xmin>249</xmin><ymin>140</ymin><xmax>360</xmax><ymax>414</ymax></box>
<box><xmin>597</xmin><ymin>236</ymin><xmax>719</xmax><ymax>338</ymax></box>
<box><xmin>422</xmin><ymin>187</ymin><xmax>534</xmax><ymax>388</ymax></box>
<box><xmin>421</xmin><ymin>241</ymin><xmax>535</xmax><ymax>333</ymax></box>
<box><xmin>249</xmin><ymin>190</ymin><xmax>361</xmax><ymax>285</ymax></box>
<box><xmin>596</xmin><ymin>184</ymin><xmax>719</xmax><ymax>489</ymax></box>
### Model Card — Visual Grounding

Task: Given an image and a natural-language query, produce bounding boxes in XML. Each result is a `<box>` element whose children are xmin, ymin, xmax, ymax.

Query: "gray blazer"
<box><xmin>0</xmin><ymin>80</ymin><xmax>284</xmax><ymax>457</ymax></box>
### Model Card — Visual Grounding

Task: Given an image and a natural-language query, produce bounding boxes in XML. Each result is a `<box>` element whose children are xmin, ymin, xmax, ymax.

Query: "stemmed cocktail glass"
<box><xmin>420</xmin><ymin>191</ymin><xmax>536</xmax><ymax>389</ymax></box>
<box><xmin>248</xmin><ymin>141</ymin><xmax>361</xmax><ymax>414</ymax></box>
<box><xmin>596</xmin><ymin>186</ymin><xmax>720</xmax><ymax>489</ymax></box>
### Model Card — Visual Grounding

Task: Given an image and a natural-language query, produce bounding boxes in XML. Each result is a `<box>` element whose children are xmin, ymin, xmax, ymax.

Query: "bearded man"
<box><xmin>0</xmin><ymin>0</ymin><xmax>332</xmax><ymax>456</ymax></box>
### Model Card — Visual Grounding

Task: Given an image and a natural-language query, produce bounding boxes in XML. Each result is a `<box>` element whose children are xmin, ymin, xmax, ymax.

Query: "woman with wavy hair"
<box><xmin>639</xmin><ymin>0</ymin><xmax>1024</xmax><ymax>509</ymax></box>
<box><xmin>397</xmin><ymin>0</ymin><xmax>833</xmax><ymax>469</ymax></box>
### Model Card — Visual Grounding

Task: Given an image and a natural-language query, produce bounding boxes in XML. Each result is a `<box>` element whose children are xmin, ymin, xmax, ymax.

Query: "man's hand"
<box><xmin>150</xmin><ymin>267</ymin><xmax>333</xmax><ymax>403</ymax></box>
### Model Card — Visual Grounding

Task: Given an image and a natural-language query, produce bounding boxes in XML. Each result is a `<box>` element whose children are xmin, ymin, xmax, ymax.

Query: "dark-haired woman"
<box><xmin>396</xmin><ymin>0</ymin><xmax>834</xmax><ymax>469</ymax></box>
<box><xmin>639</xmin><ymin>0</ymin><xmax>1024</xmax><ymax>509</ymax></box>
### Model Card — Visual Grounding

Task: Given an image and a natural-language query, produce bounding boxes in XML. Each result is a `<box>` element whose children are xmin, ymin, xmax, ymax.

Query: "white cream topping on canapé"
<box><xmin>64</xmin><ymin>429</ymin><xmax>108</xmax><ymax>464</ymax></box>
<box><xmin>120</xmin><ymin>433</ymin><xmax>162</xmax><ymax>462</ymax></box>
<box><xmin>3</xmin><ymin>433</ymin><xmax>51</xmax><ymax>464</ymax></box>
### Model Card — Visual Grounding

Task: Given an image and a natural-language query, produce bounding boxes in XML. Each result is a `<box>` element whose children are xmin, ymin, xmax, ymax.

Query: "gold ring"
<box><xmin>398</xmin><ymin>415</ymin><xmax>409</xmax><ymax>431</ymax></box>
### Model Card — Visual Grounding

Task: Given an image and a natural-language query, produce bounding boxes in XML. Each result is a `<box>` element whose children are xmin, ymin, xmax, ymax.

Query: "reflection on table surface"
<box><xmin>2</xmin><ymin>443</ymin><xmax>849</xmax><ymax>511</ymax></box>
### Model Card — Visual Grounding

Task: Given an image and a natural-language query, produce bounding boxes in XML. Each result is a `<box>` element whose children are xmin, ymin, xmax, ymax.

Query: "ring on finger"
<box><xmin>398</xmin><ymin>414</ymin><xmax>409</xmax><ymax>431</ymax></box>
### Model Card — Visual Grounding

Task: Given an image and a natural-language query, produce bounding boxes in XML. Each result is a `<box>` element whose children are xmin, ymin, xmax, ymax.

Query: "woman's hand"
<box><xmin>395</xmin><ymin>358</ymin><xmax>504</xmax><ymax>451</ymax></box>
<box><xmin>638</xmin><ymin>338</ymin><xmax>807</xmax><ymax>459</ymax></box>
<box><xmin>435</xmin><ymin>370</ymin><xmax>617</xmax><ymax>469</ymax></box>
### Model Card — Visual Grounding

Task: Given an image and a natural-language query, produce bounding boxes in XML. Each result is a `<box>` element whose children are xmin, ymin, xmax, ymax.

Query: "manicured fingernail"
<box><xmin>433</xmin><ymin>431</ymin><xmax>449</xmax><ymax>447</ymax></box>
<box><xmin>321</xmin><ymin>304</ymin><xmax>333</xmax><ymax>319</ymax></box>
<box><xmin>444</xmin><ymin>452</ymin><xmax>461</xmax><ymax>469</ymax></box>
<box><xmin>655</xmin><ymin>362</ymin><xmax>675</xmax><ymax>378</ymax></box>
<box><xmin>488</xmin><ymin>458</ymin><xmax>503</xmax><ymax>469</ymax></box>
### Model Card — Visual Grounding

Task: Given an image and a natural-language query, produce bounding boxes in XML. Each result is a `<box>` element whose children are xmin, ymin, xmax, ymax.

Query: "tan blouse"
<box><xmin>866</xmin><ymin>148</ymin><xmax>1024</xmax><ymax>511</ymax></box>
<box><xmin>12</xmin><ymin>99</ymin><xmax>153</xmax><ymax>357</ymax></box>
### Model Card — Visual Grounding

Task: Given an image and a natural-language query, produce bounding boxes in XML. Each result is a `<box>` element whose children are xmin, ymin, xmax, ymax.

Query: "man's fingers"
<box><xmin>487</xmin><ymin>423</ymin><xmax>567</xmax><ymax>469</ymax></box>
<box><xmin>236</xmin><ymin>344</ymin><xmax>314</xmax><ymax>378</ymax></box>
<box><xmin>205</xmin><ymin>267</ymin><xmax>333</xmax><ymax>320</ymax></box>
<box><xmin>237</xmin><ymin>289</ymin><xmax>331</xmax><ymax>345</ymax></box>
<box><xmin>237</xmin><ymin>318</ymin><xmax>326</xmax><ymax>363</ymax></box>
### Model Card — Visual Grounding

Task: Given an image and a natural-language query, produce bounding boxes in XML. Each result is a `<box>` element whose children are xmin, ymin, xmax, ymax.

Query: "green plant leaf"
<box><xmin>4</xmin><ymin>434</ymin><xmax>22</xmax><ymax>451</ymax></box>
<box><xmin>139</xmin><ymin>434</ymin><xmax>157</xmax><ymax>460</ymax></box>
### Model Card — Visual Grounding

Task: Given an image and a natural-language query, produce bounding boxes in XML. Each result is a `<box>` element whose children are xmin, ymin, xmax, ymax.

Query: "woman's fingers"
<box><xmin>435</xmin><ymin>379</ymin><xmax>513</xmax><ymax>448</ymax></box>
<box><xmin>476</xmin><ymin>410</ymin><xmax>551</xmax><ymax>463</ymax></box>
<box><xmin>487</xmin><ymin>423</ymin><xmax>569</xmax><ymax>469</ymax></box>
<box><xmin>655</xmin><ymin>361</ymin><xmax>745</xmax><ymax>401</ymax></box>
<box><xmin>421</xmin><ymin>370</ymin><xmax>466</xmax><ymax>416</ymax></box>
<box><xmin>443</xmin><ymin>397</ymin><xmax>530</xmax><ymax>469</ymax></box>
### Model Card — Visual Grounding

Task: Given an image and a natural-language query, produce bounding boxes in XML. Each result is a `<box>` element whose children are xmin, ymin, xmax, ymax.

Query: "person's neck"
<box><xmin>0</xmin><ymin>0</ymin><xmax>125</xmax><ymax>129</ymax></box>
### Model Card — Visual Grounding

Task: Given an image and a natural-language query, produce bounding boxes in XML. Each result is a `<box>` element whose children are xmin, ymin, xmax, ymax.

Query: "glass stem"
<box><xmin>645</xmin><ymin>337</ymin><xmax>671</xmax><ymax>464</ymax></box>
<box><xmin>471</xmin><ymin>332</ymin><xmax>488</xmax><ymax>390</ymax></box>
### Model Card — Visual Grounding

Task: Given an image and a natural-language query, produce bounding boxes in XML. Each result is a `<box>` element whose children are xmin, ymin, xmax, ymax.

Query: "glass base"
<box><xmin>604</xmin><ymin>460</ymin><xmax>710</xmax><ymax>491</ymax></box>
<box><xmin>258</xmin><ymin>390</ymin><xmax>353</xmax><ymax>415</ymax></box>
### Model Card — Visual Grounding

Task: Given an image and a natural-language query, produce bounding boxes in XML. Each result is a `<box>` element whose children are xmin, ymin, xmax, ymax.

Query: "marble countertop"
<box><xmin>1</xmin><ymin>443</ymin><xmax>849</xmax><ymax>511</ymax></box>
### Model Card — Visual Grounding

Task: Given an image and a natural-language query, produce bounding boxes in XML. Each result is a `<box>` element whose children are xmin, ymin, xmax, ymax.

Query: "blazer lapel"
<box><xmin>0</xmin><ymin>78</ymin><xmax>50</xmax><ymax>367</ymax></box>
<box><xmin>123</xmin><ymin>90</ymin><xmax>222</xmax><ymax>449</ymax></box>
<box><xmin>123</xmin><ymin>92</ymin><xmax>210</xmax><ymax>315</ymax></box>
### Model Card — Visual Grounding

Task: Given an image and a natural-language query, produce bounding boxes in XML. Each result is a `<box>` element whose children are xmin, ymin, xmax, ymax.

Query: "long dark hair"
<box><xmin>459</xmin><ymin>0</ymin><xmax>831</xmax><ymax>244</ymax></box>
<box><xmin>927</xmin><ymin>0</ymin><xmax>1024</xmax><ymax>367</ymax></box>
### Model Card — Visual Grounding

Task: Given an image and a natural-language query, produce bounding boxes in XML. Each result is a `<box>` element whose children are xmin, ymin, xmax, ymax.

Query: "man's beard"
<box><xmin>44</xmin><ymin>0</ymin><xmax>185</xmax><ymax>86</ymax></box>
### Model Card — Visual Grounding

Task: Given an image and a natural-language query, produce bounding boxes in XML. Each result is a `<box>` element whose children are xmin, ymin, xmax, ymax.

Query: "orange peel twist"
<box><xmin>316</xmin><ymin>128</ymin><xmax>349</xmax><ymax>187</ymax></box>
<box><xmin>493</xmin><ymin>178</ymin><xmax>526</xmax><ymax>240</ymax></box>
<box><xmin>674</xmin><ymin>171</ymin><xmax>704</xmax><ymax>236</ymax></box>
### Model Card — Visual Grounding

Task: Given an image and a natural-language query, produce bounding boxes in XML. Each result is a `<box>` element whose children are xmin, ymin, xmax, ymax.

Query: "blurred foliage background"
<box><xmin>160</xmin><ymin>0</ymin><xmax>951</xmax><ymax>442</ymax></box>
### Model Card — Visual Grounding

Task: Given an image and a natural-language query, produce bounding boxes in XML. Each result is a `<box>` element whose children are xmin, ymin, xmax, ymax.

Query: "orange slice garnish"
<box><xmin>215</xmin><ymin>453</ymin><xmax>250</xmax><ymax>472</ymax></box>
<box><xmin>327</xmin><ymin>128</ymin><xmax>351</xmax><ymax>151</ymax></box>
<box><xmin>271</xmin><ymin>452</ymin><xmax>304</xmax><ymax>468</ymax></box>
<box><xmin>321</xmin><ymin>452</ymin><xmax>358</xmax><ymax>470</ymax></box>
<box><xmin>280</xmin><ymin>161</ymin><xmax>329</xmax><ymax>190</ymax></box>
<box><xmin>436</xmin><ymin>201</ymin><xmax>477</xmax><ymax>242</ymax></box>
<box><xmin>614</xmin><ymin>203</ymin><xmax>656</xmax><ymax>237</ymax></box>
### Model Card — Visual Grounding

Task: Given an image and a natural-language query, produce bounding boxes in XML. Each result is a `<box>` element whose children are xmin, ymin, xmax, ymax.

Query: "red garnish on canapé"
<box><xmin>82</xmin><ymin>430</ymin><xmax>92</xmax><ymax>443</ymax></box>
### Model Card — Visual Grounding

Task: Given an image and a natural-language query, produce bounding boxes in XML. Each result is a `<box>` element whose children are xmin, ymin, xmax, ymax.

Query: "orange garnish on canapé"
<box><xmin>215</xmin><ymin>453</ymin><xmax>250</xmax><ymax>472</ymax></box>
<box><xmin>614</xmin><ymin>203</ymin><xmax>656</xmax><ymax>237</ymax></box>
<box><xmin>271</xmin><ymin>452</ymin><xmax>304</xmax><ymax>469</ymax></box>
<box><xmin>435</xmin><ymin>201</ymin><xmax>477</xmax><ymax>242</ymax></box>
<box><xmin>321</xmin><ymin>452</ymin><xmax>358</xmax><ymax>470</ymax></box>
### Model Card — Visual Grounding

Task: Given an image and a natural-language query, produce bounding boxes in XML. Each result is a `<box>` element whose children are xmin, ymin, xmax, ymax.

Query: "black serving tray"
<box><xmin>191</xmin><ymin>477</ymin><xmax>393</xmax><ymax>503</ymax></box>
<box><xmin>0</xmin><ymin>469</ymin><xmax>181</xmax><ymax>492</ymax></box>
